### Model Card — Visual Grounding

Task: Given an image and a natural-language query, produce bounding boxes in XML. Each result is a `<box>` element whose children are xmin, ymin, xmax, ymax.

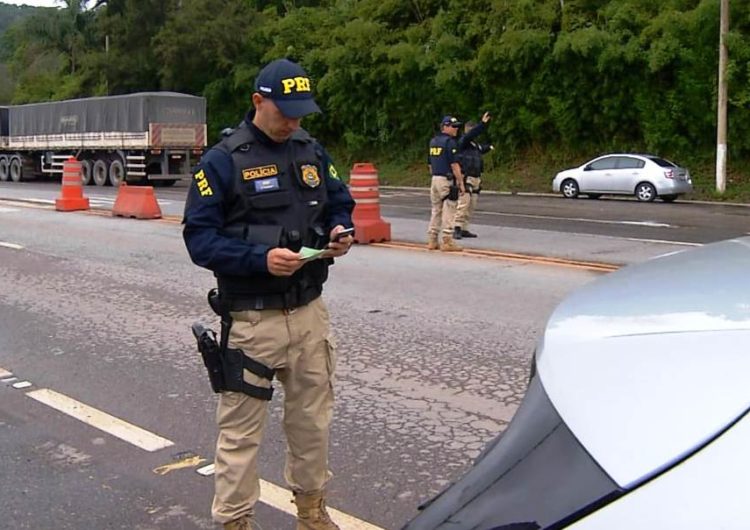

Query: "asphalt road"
<box><xmin>0</xmin><ymin>198</ymin><xmax>600</xmax><ymax>529</ymax></box>
<box><xmin>0</xmin><ymin>180</ymin><xmax>746</xmax><ymax>529</ymax></box>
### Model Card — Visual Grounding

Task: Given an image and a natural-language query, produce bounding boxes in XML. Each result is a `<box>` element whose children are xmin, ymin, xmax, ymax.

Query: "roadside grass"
<box><xmin>333</xmin><ymin>147</ymin><xmax>750</xmax><ymax>204</ymax></box>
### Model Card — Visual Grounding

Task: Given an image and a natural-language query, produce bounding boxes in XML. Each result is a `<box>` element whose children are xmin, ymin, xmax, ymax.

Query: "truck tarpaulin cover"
<box><xmin>8</xmin><ymin>92</ymin><xmax>206</xmax><ymax>136</ymax></box>
<box><xmin>0</xmin><ymin>107</ymin><xmax>8</xmax><ymax>136</ymax></box>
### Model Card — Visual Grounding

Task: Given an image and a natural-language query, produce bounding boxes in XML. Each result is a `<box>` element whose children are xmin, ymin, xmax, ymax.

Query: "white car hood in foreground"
<box><xmin>537</xmin><ymin>237</ymin><xmax>750</xmax><ymax>489</ymax></box>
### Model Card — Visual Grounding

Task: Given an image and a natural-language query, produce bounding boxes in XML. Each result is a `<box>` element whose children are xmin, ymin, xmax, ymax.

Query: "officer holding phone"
<box><xmin>183</xmin><ymin>58</ymin><xmax>354</xmax><ymax>530</ymax></box>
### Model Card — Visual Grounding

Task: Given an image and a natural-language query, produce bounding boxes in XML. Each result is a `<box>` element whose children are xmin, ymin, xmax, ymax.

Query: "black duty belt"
<box><xmin>224</xmin><ymin>286</ymin><xmax>322</xmax><ymax>311</ymax></box>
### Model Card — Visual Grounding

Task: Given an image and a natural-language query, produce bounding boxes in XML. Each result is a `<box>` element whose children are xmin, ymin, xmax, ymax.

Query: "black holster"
<box><xmin>191</xmin><ymin>288</ymin><xmax>276</xmax><ymax>400</ymax></box>
<box><xmin>444</xmin><ymin>184</ymin><xmax>459</xmax><ymax>202</ymax></box>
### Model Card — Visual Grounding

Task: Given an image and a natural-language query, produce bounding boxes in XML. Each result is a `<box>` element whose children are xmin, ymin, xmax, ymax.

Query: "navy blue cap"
<box><xmin>254</xmin><ymin>59</ymin><xmax>321</xmax><ymax>118</ymax></box>
<box><xmin>441</xmin><ymin>115</ymin><xmax>462</xmax><ymax>127</ymax></box>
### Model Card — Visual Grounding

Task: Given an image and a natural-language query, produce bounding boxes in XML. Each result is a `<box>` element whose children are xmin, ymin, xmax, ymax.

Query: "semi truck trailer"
<box><xmin>0</xmin><ymin>92</ymin><xmax>207</xmax><ymax>186</ymax></box>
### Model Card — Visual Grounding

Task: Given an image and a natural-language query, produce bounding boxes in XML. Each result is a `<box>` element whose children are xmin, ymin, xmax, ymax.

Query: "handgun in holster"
<box><xmin>192</xmin><ymin>288</ymin><xmax>276</xmax><ymax>400</ymax></box>
<box><xmin>191</xmin><ymin>322</ymin><xmax>225</xmax><ymax>393</ymax></box>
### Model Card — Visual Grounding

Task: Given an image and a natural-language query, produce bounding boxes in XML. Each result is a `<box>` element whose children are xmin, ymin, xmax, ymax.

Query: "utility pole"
<box><xmin>716</xmin><ymin>0</ymin><xmax>729</xmax><ymax>193</ymax></box>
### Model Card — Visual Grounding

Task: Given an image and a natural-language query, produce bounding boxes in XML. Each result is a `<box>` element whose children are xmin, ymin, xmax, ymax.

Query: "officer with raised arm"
<box><xmin>454</xmin><ymin>112</ymin><xmax>492</xmax><ymax>239</ymax></box>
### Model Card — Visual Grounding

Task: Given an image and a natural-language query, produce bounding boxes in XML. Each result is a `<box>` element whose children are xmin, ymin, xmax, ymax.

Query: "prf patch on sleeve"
<box><xmin>328</xmin><ymin>163</ymin><xmax>340</xmax><ymax>180</ymax></box>
<box><xmin>194</xmin><ymin>169</ymin><xmax>213</xmax><ymax>197</ymax></box>
<box><xmin>243</xmin><ymin>165</ymin><xmax>279</xmax><ymax>180</ymax></box>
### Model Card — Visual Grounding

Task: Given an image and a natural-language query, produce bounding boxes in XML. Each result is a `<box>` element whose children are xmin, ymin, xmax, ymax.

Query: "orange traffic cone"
<box><xmin>112</xmin><ymin>184</ymin><xmax>162</xmax><ymax>219</ymax></box>
<box><xmin>55</xmin><ymin>157</ymin><xmax>90</xmax><ymax>212</ymax></box>
<box><xmin>349</xmin><ymin>163</ymin><xmax>391</xmax><ymax>244</ymax></box>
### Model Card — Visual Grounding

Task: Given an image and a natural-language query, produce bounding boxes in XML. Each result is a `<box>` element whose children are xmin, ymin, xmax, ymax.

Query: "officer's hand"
<box><xmin>459</xmin><ymin>184</ymin><xmax>466</xmax><ymax>195</ymax></box>
<box><xmin>481</xmin><ymin>112</ymin><xmax>491</xmax><ymax>123</ymax></box>
<box><xmin>325</xmin><ymin>225</ymin><xmax>353</xmax><ymax>258</ymax></box>
<box><xmin>267</xmin><ymin>248</ymin><xmax>304</xmax><ymax>277</ymax></box>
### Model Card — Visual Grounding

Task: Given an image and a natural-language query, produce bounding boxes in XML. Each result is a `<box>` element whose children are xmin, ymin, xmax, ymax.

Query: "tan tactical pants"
<box><xmin>428</xmin><ymin>176</ymin><xmax>458</xmax><ymax>237</ymax></box>
<box><xmin>454</xmin><ymin>176</ymin><xmax>481</xmax><ymax>230</ymax></box>
<box><xmin>211</xmin><ymin>296</ymin><xmax>336</xmax><ymax>523</ymax></box>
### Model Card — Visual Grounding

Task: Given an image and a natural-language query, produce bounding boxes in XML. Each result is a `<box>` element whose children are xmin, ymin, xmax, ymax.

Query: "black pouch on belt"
<box><xmin>447</xmin><ymin>184</ymin><xmax>459</xmax><ymax>201</ymax></box>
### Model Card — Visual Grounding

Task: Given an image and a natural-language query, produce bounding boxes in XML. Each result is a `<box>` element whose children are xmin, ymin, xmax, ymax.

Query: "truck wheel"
<box><xmin>92</xmin><ymin>159</ymin><xmax>108</xmax><ymax>186</ymax></box>
<box><xmin>108</xmin><ymin>159</ymin><xmax>125</xmax><ymax>187</ymax></box>
<box><xmin>80</xmin><ymin>160</ymin><xmax>93</xmax><ymax>186</ymax></box>
<box><xmin>9</xmin><ymin>157</ymin><xmax>22</xmax><ymax>182</ymax></box>
<box><xmin>0</xmin><ymin>158</ymin><xmax>8</xmax><ymax>181</ymax></box>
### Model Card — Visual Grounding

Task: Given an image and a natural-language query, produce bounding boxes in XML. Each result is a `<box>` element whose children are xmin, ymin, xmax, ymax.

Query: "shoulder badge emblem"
<box><xmin>301</xmin><ymin>164</ymin><xmax>321</xmax><ymax>188</ymax></box>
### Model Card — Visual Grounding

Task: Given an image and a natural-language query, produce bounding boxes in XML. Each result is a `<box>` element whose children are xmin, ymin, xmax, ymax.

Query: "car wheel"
<box><xmin>561</xmin><ymin>179</ymin><xmax>579</xmax><ymax>199</ymax></box>
<box><xmin>586</xmin><ymin>194</ymin><xmax>601</xmax><ymax>200</ymax></box>
<box><xmin>635</xmin><ymin>182</ymin><xmax>656</xmax><ymax>202</ymax></box>
<box><xmin>661</xmin><ymin>194</ymin><xmax>678</xmax><ymax>203</ymax></box>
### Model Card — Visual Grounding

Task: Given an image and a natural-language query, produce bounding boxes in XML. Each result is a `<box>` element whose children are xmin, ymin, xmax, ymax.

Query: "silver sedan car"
<box><xmin>403</xmin><ymin>236</ymin><xmax>750</xmax><ymax>529</ymax></box>
<box><xmin>552</xmin><ymin>153</ymin><xmax>693</xmax><ymax>202</ymax></box>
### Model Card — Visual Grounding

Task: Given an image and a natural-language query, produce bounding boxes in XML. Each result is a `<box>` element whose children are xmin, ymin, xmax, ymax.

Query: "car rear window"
<box><xmin>616</xmin><ymin>157</ymin><xmax>645</xmax><ymax>169</ymax></box>
<box><xmin>647</xmin><ymin>156</ymin><xmax>677</xmax><ymax>168</ymax></box>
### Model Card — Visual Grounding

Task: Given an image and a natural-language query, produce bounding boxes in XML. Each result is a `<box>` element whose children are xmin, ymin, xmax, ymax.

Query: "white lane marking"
<box><xmin>196</xmin><ymin>463</ymin><xmax>215</xmax><ymax>476</ymax></box>
<box><xmin>26</xmin><ymin>388</ymin><xmax>174</xmax><ymax>452</ymax></box>
<box><xmin>0</xmin><ymin>206</ymin><xmax>19</xmax><ymax>213</ymax></box>
<box><xmin>20</xmin><ymin>197</ymin><xmax>55</xmax><ymax>205</ymax></box>
<box><xmin>475</xmin><ymin>209</ymin><xmax>676</xmax><ymax>228</ymax></box>
<box><xmin>0</xmin><ymin>241</ymin><xmax>24</xmax><ymax>250</ymax></box>
<box><xmin>12</xmin><ymin>381</ymin><xmax>32</xmax><ymax>389</ymax></box>
<box><xmin>624</xmin><ymin>237</ymin><xmax>702</xmax><ymax>247</ymax></box>
<box><xmin>196</xmin><ymin>467</ymin><xmax>384</xmax><ymax>529</ymax></box>
<box><xmin>0</xmin><ymin>367</ymin><xmax>12</xmax><ymax>378</ymax></box>
<box><xmin>385</xmin><ymin>204</ymin><xmax>676</xmax><ymax>228</ymax></box>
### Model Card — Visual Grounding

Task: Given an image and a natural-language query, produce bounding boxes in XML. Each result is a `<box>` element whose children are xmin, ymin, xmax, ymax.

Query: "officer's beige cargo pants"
<box><xmin>212</xmin><ymin>296</ymin><xmax>336</xmax><ymax>524</ymax></box>
<box><xmin>428</xmin><ymin>176</ymin><xmax>458</xmax><ymax>237</ymax></box>
<box><xmin>454</xmin><ymin>176</ymin><xmax>481</xmax><ymax>230</ymax></box>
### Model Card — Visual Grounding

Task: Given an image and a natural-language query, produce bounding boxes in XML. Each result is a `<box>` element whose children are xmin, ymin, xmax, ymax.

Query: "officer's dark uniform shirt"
<box><xmin>428</xmin><ymin>133</ymin><xmax>459</xmax><ymax>177</ymax></box>
<box><xmin>183</xmin><ymin>111</ymin><xmax>354</xmax><ymax>278</ymax></box>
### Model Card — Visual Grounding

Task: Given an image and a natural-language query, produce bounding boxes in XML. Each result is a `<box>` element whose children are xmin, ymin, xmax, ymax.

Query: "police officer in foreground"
<box><xmin>427</xmin><ymin>115</ymin><xmax>466</xmax><ymax>252</ymax></box>
<box><xmin>183</xmin><ymin>58</ymin><xmax>355</xmax><ymax>530</ymax></box>
<box><xmin>454</xmin><ymin>112</ymin><xmax>493</xmax><ymax>239</ymax></box>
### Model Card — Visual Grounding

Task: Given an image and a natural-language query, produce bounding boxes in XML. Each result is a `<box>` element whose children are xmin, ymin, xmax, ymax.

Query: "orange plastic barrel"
<box><xmin>55</xmin><ymin>157</ymin><xmax>90</xmax><ymax>212</ymax></box>
<box><xmin>349</xmin><ymin>163</ymin><xmax>391</xmax><ymax>244</ymax></box>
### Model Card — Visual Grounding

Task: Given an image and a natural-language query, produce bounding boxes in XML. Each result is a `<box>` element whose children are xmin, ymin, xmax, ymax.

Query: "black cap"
<box><xmin>254</xmin><ymin>58</ymin><xmax>321</xmax><ymax>118</ymax></box>
<box><xmin>441</xmin><ymin>115</ymin><xmax>462</xmax><ymax>127</ymax></box>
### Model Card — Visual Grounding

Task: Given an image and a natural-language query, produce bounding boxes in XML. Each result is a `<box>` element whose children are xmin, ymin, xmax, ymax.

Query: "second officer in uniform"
<box><xmin>183</xmin><ymin>58</ymin><xmax>355</xmax><ymax>530</ymax></box>
<box><xmin>427</xmin><ymin>115</ymin><xmax>465</xmax><ymax>251</ymax></box>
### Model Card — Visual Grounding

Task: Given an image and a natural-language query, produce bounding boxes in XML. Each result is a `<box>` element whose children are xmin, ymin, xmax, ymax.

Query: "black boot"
<box><xmin>453</xmin><ymin>226</ymin><xmax>463</xmax><ymax>240</ymax></box>
<box><xmin>461</xmin><ymin>230</ymin><xmax>477</xmax><ymax>238</ymax></box>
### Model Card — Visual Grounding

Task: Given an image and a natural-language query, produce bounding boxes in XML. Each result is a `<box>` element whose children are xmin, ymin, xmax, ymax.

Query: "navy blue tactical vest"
<box><xmin>459</xmin><ymin>141</ymin><xmax>483</xmax><ymax>177</ymax></box>
<box><xmin>429</xmin><ymin>133</ymin><xmax>456</xmax><ymax>177</ymax></box>
<box><xmin>215</xmin><ymin>124</ymin><xmax>329</xmax><ymax>309</ymax></box>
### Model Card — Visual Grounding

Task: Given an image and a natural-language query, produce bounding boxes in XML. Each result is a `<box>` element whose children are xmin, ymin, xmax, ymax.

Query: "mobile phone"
<box><xmin>332</xmin><ymin>228</ymin><xmax>355</xmax><ymax>242</ymax></box>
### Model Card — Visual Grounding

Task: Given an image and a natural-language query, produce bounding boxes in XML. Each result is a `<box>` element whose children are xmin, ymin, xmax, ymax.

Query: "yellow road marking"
<box><xmin>372</xmin><ymin>241</ymin><xmax>620</xmax><ymax>272</ymax></box>
<box><xmin>153</xmin><ymin>455</ymin><xmax>206</xmax><ymax>475</ymax></box>
<box><xmin>26</xmin><ymin>388</ymin><xmax>174</xmax><ymax>452</ymax></box>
